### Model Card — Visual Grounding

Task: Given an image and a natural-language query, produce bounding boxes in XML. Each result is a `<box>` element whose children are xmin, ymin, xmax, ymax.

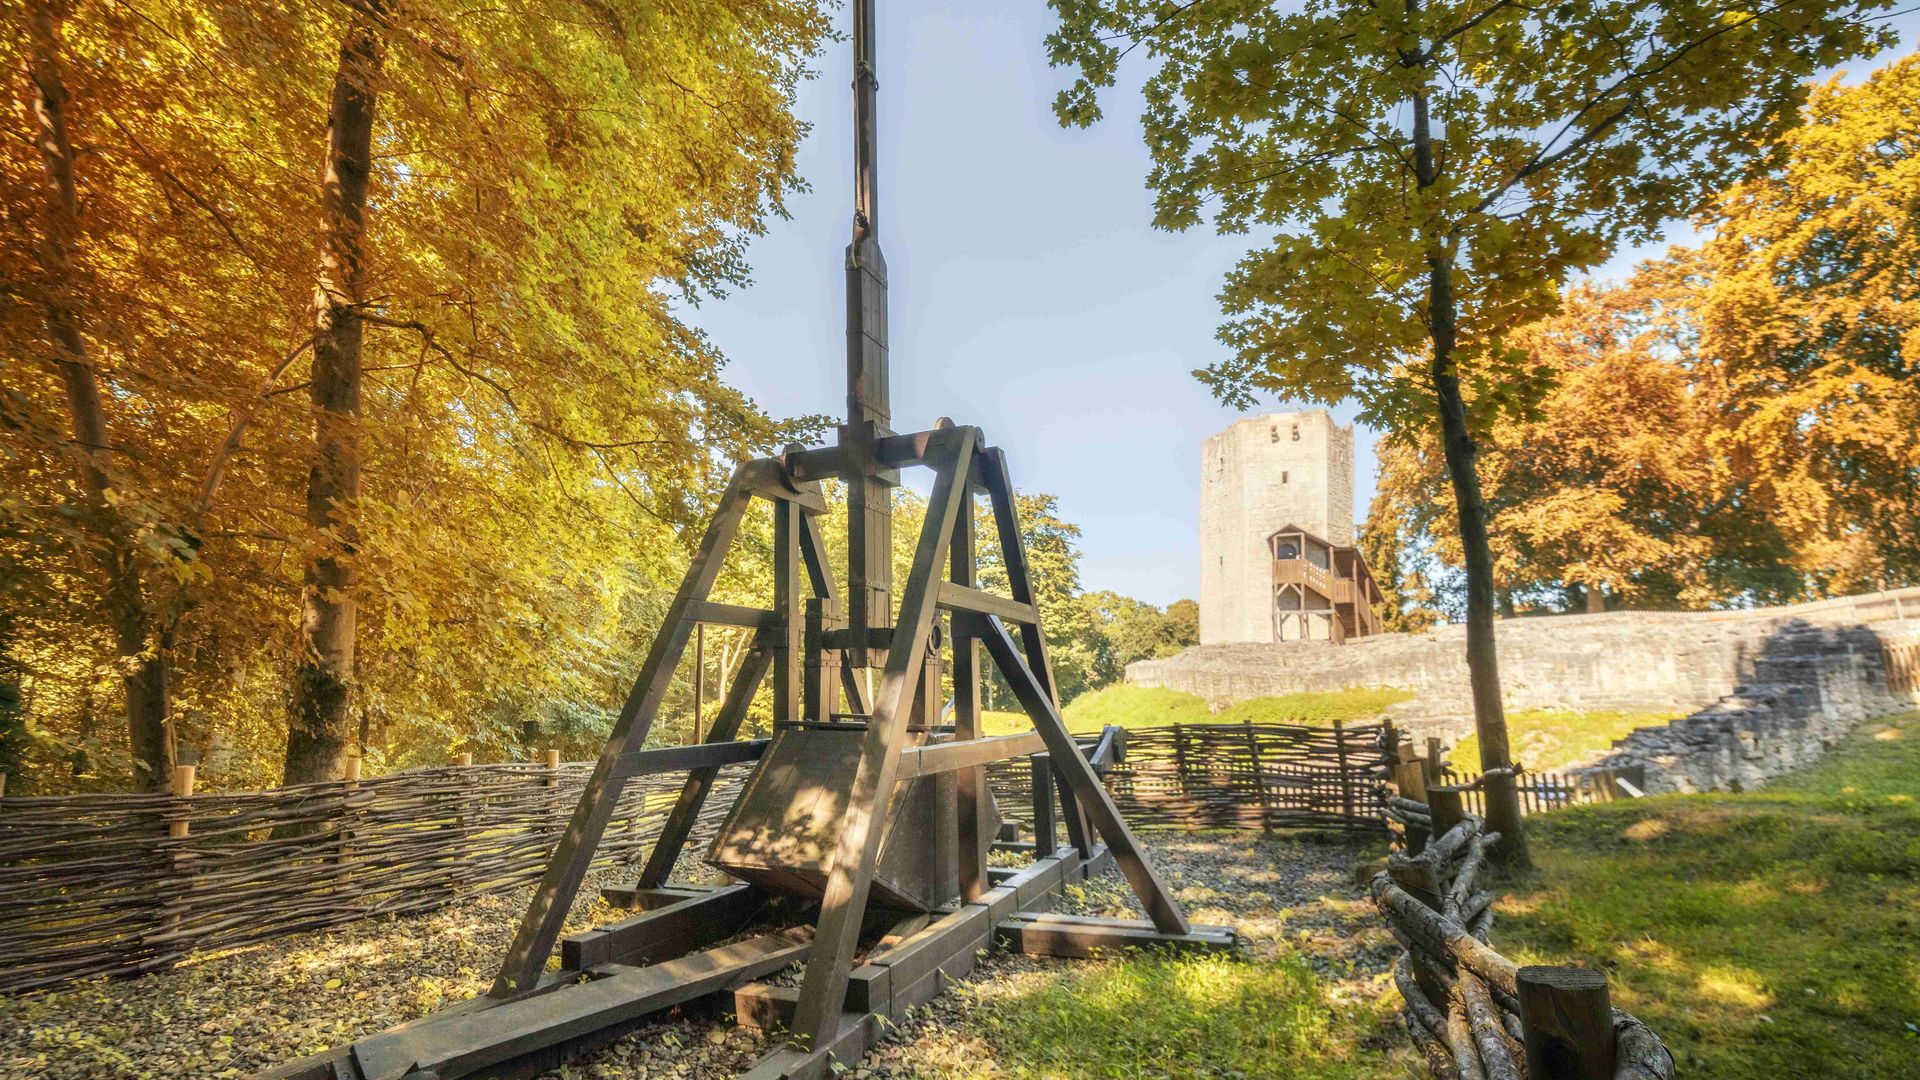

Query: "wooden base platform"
<box><xmin>253</xmin><ymin>844</ymin><xmax>1234</xmax><ymax>1080</ymax></box>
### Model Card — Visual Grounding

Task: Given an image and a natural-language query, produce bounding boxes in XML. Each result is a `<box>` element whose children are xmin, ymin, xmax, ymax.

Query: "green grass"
<box><xmin>980</xmin><ymin>684</ymin><xmax>1410</xmax><ymax>737</ymax></box>
<box><xmin>967</xmin><ymin>951</ymin><xmax>1393</xmax><ymax>1079</ymax></box>
<box><xmin>1450</xmin><ymin>707</ymin><xmax>1679</xmax><ymax>774</ymax></box>
<box><xmin>1496</xmin><ymin>715</ymin><xmax>1920</xmax><ymax>1079</ymax></box>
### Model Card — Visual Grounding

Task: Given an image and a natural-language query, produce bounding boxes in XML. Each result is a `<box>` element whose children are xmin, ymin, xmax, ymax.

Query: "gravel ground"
<box><xmin>0</xmin><ymin>831</ymin><xmax>1401</xmax><ymax>1080</ymax></box>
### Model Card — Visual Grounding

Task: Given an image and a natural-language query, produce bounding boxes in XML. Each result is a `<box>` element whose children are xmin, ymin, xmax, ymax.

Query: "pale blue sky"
<box><xmin>685</xmin><ymin>3</ymin><xmax>1920</xmax><ymax>608</ymax></box>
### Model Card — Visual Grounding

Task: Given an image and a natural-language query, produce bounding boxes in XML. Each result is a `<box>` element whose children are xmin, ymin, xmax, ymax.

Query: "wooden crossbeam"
<box><xmin>612</xmin><ymin>739</ymin><xmax>768</xmax><ymax>779</ymax></box>
<box><xmin>995</xmin><ymin>912</ymin><xmax>1238</xmax><ymax>959</ymax></box>
<box><xmin>936</xmin><ymin>581</ymin><xmax>1038</xmax><ymax>625</ymax></box>
<box><xmin>489</xmin><ymin>470</ymin><xmax>757</xmax><ymax>999</ymax></box>
<box><xmin>560</xmin><ymin>884</ymin><xmax>767</xmax><ymax>970</ymax></box>
<box><xmin>894</xmin><ymin>732</ymin><xmax>1044</xmax><ymax>780</ymax></box>
<box><xmin>635</xmin><ymin>648</ymin><xmax>774</xmax><ymax>890</ymax></box>
<box><xmin>778</xmin><ymin>427</ymin><xmax>947</xmax><ymax>483</ymax></box>
<box><xmin>685</xmin><ymin>600</ymin><xmax>777</xmax><ymax>630</ymax></box>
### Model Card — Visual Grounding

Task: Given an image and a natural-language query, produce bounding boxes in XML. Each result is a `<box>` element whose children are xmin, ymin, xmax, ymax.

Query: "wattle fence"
<box><xmin>0</xmin><ymin>720</ymin><xmax>1390</xmax><ymax>996</ymax></box>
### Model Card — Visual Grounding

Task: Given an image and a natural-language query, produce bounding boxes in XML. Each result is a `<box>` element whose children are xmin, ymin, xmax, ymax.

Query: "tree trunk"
<box><xmin>1407</xmin><ymin>58</ymin><xmax>1527</xmax><ymax>865</ymax></box>
<box><xmin>24</xmin><ymin>0</ymin><xmax>174</xmax><ymax>792</ymax></box>
<box><xmin>284</xmin><ymin>16</ymin><xmax>382</xmax><ymax>786</ymax></box>
<box><xmin>1586</xmin><ymin>584</ymin><xmax>1605</xmax><ymax>614</ymax></box>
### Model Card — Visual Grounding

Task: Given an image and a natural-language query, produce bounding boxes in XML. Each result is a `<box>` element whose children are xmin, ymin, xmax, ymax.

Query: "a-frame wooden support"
<box><xmin>488</xmin><ymin>460</ymin><xmax>830</xmax><ymax>998</ymax></box>
<box><xmin>260</xmin><ymin>427</ymin><xmax>1207</xmax><ymax>1080</ymax></box>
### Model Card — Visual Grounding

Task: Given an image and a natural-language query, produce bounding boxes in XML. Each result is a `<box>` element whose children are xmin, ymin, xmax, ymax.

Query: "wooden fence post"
<box><xmin>1427</xmin><ymin>785</ymin><xmax>1466</xmax><ymax>839</ymax></box>
<box><xmin>1331</xmin><ymin>720</ymin><xmax>1353</xmax><ymax>829</ymax></box>
<box><xmin>446</xmin><ymin>753</ymin><xmax>473</xmax><ymax>897</ymax></box>
<box><xmin>1173</xmin><ymin>724</ymin><xmax>1193</xmax><ymax>828</ymax></box>
<box><xmin>1029</xmin><ymin>753</ymin><xmax>1057</xmax><ymax>855</ymax></box>
<box><xmin>1243</xmin><ymin>719</ymin><xmax>1272</xmax><ymax>832</ymax></box>
<box><xmin>169</xmin><ymin>765</ymin><xmax>195</xmax><ymax>839</ymax></box>
<box><xmin>1425</xmin><ymin>736</ymin><xmax>1444</xmax><ymax>783</ymax></box>
<box><xmin>336</xmin><ymin>756</ymin><xmax>360</xmax><ymax>890</ymax></box>
<box><xmin>1517</xmin><ymin>965</ymin><xmax>1615</xmax><ymax>1080</ymax></box>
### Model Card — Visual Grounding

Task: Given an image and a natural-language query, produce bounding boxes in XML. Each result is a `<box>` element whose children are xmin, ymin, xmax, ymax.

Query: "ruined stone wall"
<box><xmin>1576</xmin><ymin>622</ymin><xmax>1909</xmax><ymax>794</ymax></box>
<box><xmin>1198</xmin><ymin>409</ymin><xmax>1354</xmax><ymax>645</ymax></box>
<box><xmin>1133</xmin><ymin>588</ymin><xmax>1920</xmax><ymax>746</ymax></box>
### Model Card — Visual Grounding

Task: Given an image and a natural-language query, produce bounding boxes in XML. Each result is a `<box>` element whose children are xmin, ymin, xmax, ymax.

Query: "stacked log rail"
<box><xmin>1376</xmin><ymin>790</ymin><xmax>1675</xmax><ymax>1080</ymax></box>
<box><xmin>0</xmin><ymin>760</ymin><xmax>751</xmax><ymax>994</ymax></box>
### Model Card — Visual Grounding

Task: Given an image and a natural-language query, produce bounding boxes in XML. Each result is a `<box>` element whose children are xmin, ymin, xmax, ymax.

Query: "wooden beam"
<box><xmin>895</xmin><ymin>732</ymin><xmax>1044</xmax><ymax>780</ymax></box>
<box><xmin>354</xmin><ymin>928</ymin><xmax>811</xmax><ymax>1080</ymax></box>
<box><xmin>972</xmin><ymin>612</ymin><xmax>1191</xmax><ymax>935</ymax></box>
<box><xmin>489</xmin><ymin>471</ymin><xmax>755</xmax><ymax>999</ymax></box>
<box><xmin>994</xmin><ymin>912</ymin><xmax>1237</xmax><ymax>959</ymax></box>
<box><xmin>739</xmin><ymin>458</ymin><xmax>828</xmax><ymax>513</ymax></box>
<box><xmin>787</xmin><ymin>425</ymin><xmax>978</xmax><ymax>1049</ymax></box>
<box><xmin>778</xmin><ymin>427</ymin><xmax>948</xmax><ymax>483</ymax></box>
<box><xmin>635</xmin><ymin>648</ymin><xmax>774</xmax><ymax>889</ymax></box>
<box><xmin>936</xmin><ymin>581</ymin><xmax>1038</xmax><ymax>626</ymax></box>
<box><xmin>949</xmin><ymin>482</ymin><xmax>989</xmax><ymax>903</ymax></box>
<box><xmin>612</xmin><ymin>739</ymin><xmax>769</xmax><ymax>778</ymax></box>
<box><xmin>685</xmin><ymin>600</ymin><xmax>776</xmax><ymax>630</ymax></box>
<box><xmin>560</xmin><ymin>884</ymin><xmax>768</xmax><ymax>970</ymax></box>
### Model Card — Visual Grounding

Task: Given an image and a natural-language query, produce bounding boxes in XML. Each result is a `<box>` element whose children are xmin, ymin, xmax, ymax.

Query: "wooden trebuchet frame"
<box><xmin>253</xmin><ymin>424</ymin><xmax>1229</xmax><ymax>1080</ymax></box>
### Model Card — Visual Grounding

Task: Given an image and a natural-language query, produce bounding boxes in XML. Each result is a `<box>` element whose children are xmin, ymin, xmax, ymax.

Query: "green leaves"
<box><xmin>1046</xmin><ymin>0</ymin><xmax>1897</xmax><ymax>434</ymax></box>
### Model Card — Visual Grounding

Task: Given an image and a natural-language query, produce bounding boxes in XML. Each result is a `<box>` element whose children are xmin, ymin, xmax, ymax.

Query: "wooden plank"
<box><xmin>596</xmin><ymin>884</ymin><xmax>714</xmax><ymax>911</ymax></box>
<box><xmin>777</xmin><ymin>427</ymin><xmax>947</xmax><ymax>483</ymax></box>
<box><xmin>935</xmin><ymin>581</ymin><xmax>1038</xmax><ymax>626</ymax></box>
<box><xmin>489</xmin><ymin>471</ymin><xmax>756</xmax><ymax>998</ymax></box>
<box><xmin>896</xmin><ymin>732</ymin><xmax>1044</xmax><ymax>780</ymax></box>
<box><xmin>354</xmin><ymin>928</ymin><xmax>811</xmax><ymax>1080</ymax></box>
<box><xmin>613</xmin><ymin>739</ymin><xmax>769</xmax><ymax>777</ymax></box>
<box><xmin>738</xmin><ymin>458</ymin><xmax>829</xmax><ymax>513</ymax></box>
<box><xmin>972</xmin><ymin>613</ymin><xmax>1191</xmax><ymax>935</ymax></box>
<box><xmin>995</xmin><ymin>913</ymin><xmax>1238</xmax><ymax>958</ymax></box>
<box><xmin>773</xmin><ymin>499</ymin><xmax>805</xmax><ymax>724</ymax></box>
<box><xmin>949</xmin><ymin>488</ymin><xmax>989</xmax><ymax>903</ymax></box>
<box><xmin>787</xmin><ymin>424</ymin><xmax>978</xmax><ymax>1049</ymax></box>
<box><xmin>685</xmin><ymin>600</ymin><xmax>777</xmax><ymax>630</ymax></box>
<box><xmin>797</xmin><ymin>513</ymin><xmax>870</xmax><ymax>717</ymax></box>
<box><xmin>559</xmin><ymin>884</ymin><xmax>767</xmax><ymax>970</ymax></box>
<box><xmin>635</xmin><ymin>648</ymin><xmax>775</xmax><ymax>889</ymax></box>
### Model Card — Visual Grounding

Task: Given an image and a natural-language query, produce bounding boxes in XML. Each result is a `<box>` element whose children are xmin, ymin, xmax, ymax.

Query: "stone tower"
<box><xmin>1199</xmin><ymin>409</ymin><xmax>1355</xmax><ymax>644</ymax></box>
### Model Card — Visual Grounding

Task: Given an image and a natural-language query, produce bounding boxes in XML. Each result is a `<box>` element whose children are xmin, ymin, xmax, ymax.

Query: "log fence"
<box><xmin>1378</xmin><ymin>756</ymin><xmax>1675</xmax><ymax>1079</ymax></box>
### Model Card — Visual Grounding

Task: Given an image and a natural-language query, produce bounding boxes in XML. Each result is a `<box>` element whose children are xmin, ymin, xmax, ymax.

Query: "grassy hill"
<box><xmin>1449</xmin><ymin>707</ymin><xmax>1680</xmax><ymax>774</ymax></box>
<box><xmin>979</xmin><ymin>684</ymin><xmax>1412</xmax><ymax>736</ymax></box>
<box><xmin>1497</xmin><ymin>715</ymin><xmax>1920</xmax><ymax>1079</ymax></box>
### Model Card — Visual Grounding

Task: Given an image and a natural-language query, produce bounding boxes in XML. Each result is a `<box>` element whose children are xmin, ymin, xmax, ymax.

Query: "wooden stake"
<box><xmin>168</xmin><ymin>765</ymin><xmax>195</xmax><ymax>839</ymax></box>
<box><xmin>1517</xmin><ymin>965</ymin><xmax>1615</xmax><ymax>1080</ymax></box>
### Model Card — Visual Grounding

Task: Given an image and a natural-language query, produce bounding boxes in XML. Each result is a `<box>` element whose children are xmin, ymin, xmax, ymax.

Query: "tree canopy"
<box><xmin>1366</xmin><ymin>53</ymin><xmax>1920</xmax><ymax>616</ymax></box>
<box><xmin>2</xmin><ymin>0</ymin><xmax>830</xmax><ymax>791</ymax></box>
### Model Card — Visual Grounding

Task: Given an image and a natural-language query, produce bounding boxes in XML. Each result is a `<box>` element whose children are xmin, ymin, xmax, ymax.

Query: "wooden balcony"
<box><xmin>1273</xmin><ymin>558</ymin><xmax>1332</xmax><ymax>597</ymax></box>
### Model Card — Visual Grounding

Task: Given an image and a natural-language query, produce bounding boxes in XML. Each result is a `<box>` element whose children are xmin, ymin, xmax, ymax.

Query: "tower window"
<box><xmin>1291</xmin><ymin>425</ymin><xmax>1300</xmax><ymax>442</ymax></box>
<box><xmin>1282</xmin><ymin>470</ymin><xmax>1289</xmax><ymax>484</ymax></box>
<box><xmin>1269</xmin><ymin>426</ymin><xmax>1278</xmax><ymax>443</ymax></box>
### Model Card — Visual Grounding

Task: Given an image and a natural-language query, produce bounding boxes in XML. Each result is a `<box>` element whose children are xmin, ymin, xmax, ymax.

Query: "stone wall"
<box><xmin>1130</xmin><ymin>588</ymin><xmax>1920</xmax><ymax>747</ymax></box>
<box><xmin>1576</xmin><ymin>621</ymin><xmax>1907</xmax><ymax>794</ymax></box>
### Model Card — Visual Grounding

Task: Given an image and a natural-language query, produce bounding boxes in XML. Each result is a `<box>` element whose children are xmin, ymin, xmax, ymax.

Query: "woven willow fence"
<box><xmin>1377</xmin><ymin>764</ymin><xmax>1674</xmax><ymax>1079</ymax></box>
<box><xmin>0</xmin><ymin>720</ymin><xmax>1388</xmax><ymax>996</ymax></box>
<box><xmin>989</xmin><ymin>720</ymin><xmax>1391</xmax><ymax>832</ymax></box>
<box><xmin>0</xmin><ymin>760</ymin><xmax>753</xmax><ymax>994</ymax></box>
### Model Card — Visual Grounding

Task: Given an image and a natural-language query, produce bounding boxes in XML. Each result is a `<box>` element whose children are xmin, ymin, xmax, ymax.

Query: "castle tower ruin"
<box><xmin>1199</xmin><ymin>409</ymin><xmax>1358</xmax><ymax>645</ymax></box>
